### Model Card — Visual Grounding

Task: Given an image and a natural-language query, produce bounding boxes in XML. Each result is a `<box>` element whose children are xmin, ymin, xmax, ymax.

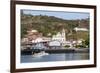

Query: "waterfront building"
<box><xmin>48</xmin><ymin>40</ymin><xmax>61</xmax><ymax>49</ymax></box>
<box><xmin>49</xmin><ymin>40</ymin><xmax>61</xmax><ymax>46</ymax></box>
<box><xmin>65</xmin><ymin>41</ymin><xmax>73</xmax><ymax>48</ymax></box>
<box><xmin>64</xmin><ymin>39</ymin><xmax>84</xmax><ymax>48</ymax></box>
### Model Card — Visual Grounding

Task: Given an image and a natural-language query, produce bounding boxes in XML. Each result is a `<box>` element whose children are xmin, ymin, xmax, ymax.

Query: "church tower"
<box><xmin>61</xmin><ymin>29</ymin><xmax>66</xmax><ymax>42</ymax></box>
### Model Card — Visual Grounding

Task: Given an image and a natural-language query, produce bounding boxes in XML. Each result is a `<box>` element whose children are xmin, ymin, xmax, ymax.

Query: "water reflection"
<box><xmin>21</xmin><ymin>53</ymin><xmax>89</xmax><ymax>63</ymax></box>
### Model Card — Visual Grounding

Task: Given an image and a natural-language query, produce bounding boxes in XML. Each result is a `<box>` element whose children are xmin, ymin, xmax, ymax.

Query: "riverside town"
<box><xmin>21</xmin><ymin>10</ymin><xmax>89</xmax><ymax>63</ymax></box>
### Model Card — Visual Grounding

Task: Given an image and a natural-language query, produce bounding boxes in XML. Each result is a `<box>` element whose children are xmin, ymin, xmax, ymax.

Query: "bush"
<box><xmin>64</xmin><ymin>45</ymin><xmax>70</xmax><ymax>48</ymax></box>
<box><xmin>75</xmin><ymin>45</ymin><xmax>86</xmax><ymax>48</ymax></box>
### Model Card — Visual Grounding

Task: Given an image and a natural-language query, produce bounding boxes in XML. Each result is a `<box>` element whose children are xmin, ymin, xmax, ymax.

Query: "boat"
<box><xmin>32</xmin><ymin>51</ymin><xmax>49</xmax><ymax>57</ymax></box>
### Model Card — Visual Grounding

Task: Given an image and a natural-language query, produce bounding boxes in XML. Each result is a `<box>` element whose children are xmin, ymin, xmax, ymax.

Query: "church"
<box><xmin>52</xmin><ymin>29</ymin><xmax>66</xmax><ymax>46</ymax></box>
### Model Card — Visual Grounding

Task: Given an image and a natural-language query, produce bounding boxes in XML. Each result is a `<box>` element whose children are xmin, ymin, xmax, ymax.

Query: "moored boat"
<box><xmin>32</xmin><ymin>51</ymin><xmax>49</xmax><ymax>57</ymax></box>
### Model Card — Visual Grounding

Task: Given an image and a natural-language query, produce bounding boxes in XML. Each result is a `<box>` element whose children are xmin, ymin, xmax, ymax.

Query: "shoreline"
<box><xmin>44</xmin><ymin>48</ymin><xmax>89</xmax><ymax>54</ymax></box>
<box><xmin>21</xmin><ymin>48</ymin><xmax>89</xmax><ymax>55</ymax></box>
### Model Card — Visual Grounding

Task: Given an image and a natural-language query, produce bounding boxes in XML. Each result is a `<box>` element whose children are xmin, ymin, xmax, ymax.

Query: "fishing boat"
<box><xmin>32</xmin><ymin>51</ymin><xmax>49</xmax><ymax>57</ymax></box>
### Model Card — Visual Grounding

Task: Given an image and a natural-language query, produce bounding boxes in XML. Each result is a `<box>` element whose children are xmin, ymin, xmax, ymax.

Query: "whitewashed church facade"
<box><xmin>52</xmin><ymin>29</ymin><xmax>66</xmax><ymax>46</ymax></box>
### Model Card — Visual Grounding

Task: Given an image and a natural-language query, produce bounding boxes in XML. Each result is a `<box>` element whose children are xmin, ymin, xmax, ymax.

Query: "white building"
<box><xmin>52</xmin><ymin>29</ymin><xmax>66</xmax><ymax>46</ymax></box>
<box><xmin>64</xmin><ymin>39</ymin><xmax>84</xmax><ymax>48</ymax></box>
<box><xmin>32</xmin><ymin>37</ymin><xmax>51</xmax><ymax>43</ymax></box>
<box><xmin>49</xmin><ymin>40</ymin><xmax>61</xmax><ymax>47</ymax></box>
<box><xmin>65</xmin><ymin>41</ymin><xmax>73</xmax><ymax>48</ymax></box>
<box><xmin>74</xmin><ymin>27</ymin><xmax>88</xmax><ymax>32</ymax></box>
<box><xmin>32</xmin><ymin>37</ymin><xmax>43</xmax><ymax>43</ymax></box>
<box><xmin>76</xmin><ymin>39</ymin><xmax>84</xmax><ymax>45</ymax></box>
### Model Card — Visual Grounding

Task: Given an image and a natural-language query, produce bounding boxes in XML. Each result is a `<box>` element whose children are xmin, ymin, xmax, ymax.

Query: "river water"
<box><xmin>21</xmin><ymin>52</ymin><xmax>89</xmax><ymax>63</ymax></box>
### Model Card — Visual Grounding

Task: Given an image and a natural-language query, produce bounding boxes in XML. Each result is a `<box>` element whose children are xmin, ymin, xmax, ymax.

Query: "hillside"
<box><xmin>21</xmin><ymin>13</ymin><xmax>89</xmax><ymax>40</ymax></box>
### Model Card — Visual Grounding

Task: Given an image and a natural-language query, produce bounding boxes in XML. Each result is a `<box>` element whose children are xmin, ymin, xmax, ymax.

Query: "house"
<box><xmin>64</xmin><ymin>39</ymin><xmax>84</xmax><ymax>48</ymax></box>
<box><xmin>25</xmin><ymin>29</ymin><xmax>42</xmax><ymax>41</ymax></box>
<box><xmin>76</xmin><ymin>39</ymin><xmax>84</xmax><ymax>45</ymax></box>
<box><xmin>32</xmin><ymin>37</ymin><xmax>43</xmax><ymax>43</ymax></box>
<box><xmin>29</xmin><ymin>33</ymin><xmax>51</xmax><ymax>48</ymax></box>
<box><xmin>21</xmin><ymin>38</ymin><xmax>29</xmax><ymax>44</ymax></box>
<box><xmin>74</xmin><ymin>27</ymin><xmax>88</xmax><ymax>32</ymax></box>
<box><xmin>21</xmin><ymin>37</ymin><xmax>32</xmax><ymax>50</ymax></box>
<box><xmin>65</xmin><ymin>41</ymin><xmax>73</xmax><ymax>48</ymax></box>
<box><xmin>21</xmin><ymin>29</ymin><xmax>43</xmax><ymax>49</ymax></box>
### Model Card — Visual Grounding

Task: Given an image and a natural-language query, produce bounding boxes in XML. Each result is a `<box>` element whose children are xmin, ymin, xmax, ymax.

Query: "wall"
<box><xmin>0</xmin><ymin>0</ymin><xmax>100</xmax><ymax>73</ymax></box>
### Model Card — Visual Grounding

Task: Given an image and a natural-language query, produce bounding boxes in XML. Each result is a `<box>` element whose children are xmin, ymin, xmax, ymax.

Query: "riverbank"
<box><xmin>21</xmin><ymin>48</ymin><xmax>89</xmax><ymax>55</ymax></box>
<box><xmin>44</xmin><ymin>48</ymin><xmax>89</xmax><ymax>54</ymax></box>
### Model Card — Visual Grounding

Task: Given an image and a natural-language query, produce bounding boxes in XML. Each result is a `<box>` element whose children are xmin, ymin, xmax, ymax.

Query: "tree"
<box><xmin>85</xmin><ymin>37</ymin><xmax>89</xmax><ymax>47</ymax></box>
<box><xmin>81</xmin><ymin>37</ymin><xmax>89</xmax><ymax>48</ymax></box>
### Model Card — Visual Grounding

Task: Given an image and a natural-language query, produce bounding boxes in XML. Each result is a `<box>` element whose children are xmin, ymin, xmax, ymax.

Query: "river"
<box><xmin>21</xmin><ymin>52</ymin><xmax>89</xmax><ymax>63</ymax></box>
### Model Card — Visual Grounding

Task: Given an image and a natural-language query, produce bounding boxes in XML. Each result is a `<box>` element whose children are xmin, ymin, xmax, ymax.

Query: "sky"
<box><xmin>22</xmin><ymin>9</ymin><xmax>90</xmax><ymax>20</ymax></box>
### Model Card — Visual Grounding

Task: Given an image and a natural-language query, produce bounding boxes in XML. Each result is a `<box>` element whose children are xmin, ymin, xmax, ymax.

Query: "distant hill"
<box><xmin>21</xmin><ymin>13</ymin><xmax>89</xmax><ymax>40</ymax></box>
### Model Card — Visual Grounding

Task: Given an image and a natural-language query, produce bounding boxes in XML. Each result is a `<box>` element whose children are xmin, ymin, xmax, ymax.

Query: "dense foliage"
<box><xmin>21</xmin><ymin>13</ymin><xmax>89</xmax><ymax>41</ymax></box>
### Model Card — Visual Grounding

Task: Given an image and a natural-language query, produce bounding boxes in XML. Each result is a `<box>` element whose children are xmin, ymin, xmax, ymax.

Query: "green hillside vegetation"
<box><xmin>66</xmin><ymin>31</ymin><xmax>89</xmax><ymax>40</ymax></box>
<box><xmin>21</xmin><ymin>13</ymin><xmax>89</xmax><ymax>42</ymax></box>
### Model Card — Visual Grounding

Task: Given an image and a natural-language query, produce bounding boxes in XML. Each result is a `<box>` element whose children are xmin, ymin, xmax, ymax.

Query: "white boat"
<box><xmin>32</xmin><ymin>51</ymin><xmax>49</xmax><ymax>57</ymax></box>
